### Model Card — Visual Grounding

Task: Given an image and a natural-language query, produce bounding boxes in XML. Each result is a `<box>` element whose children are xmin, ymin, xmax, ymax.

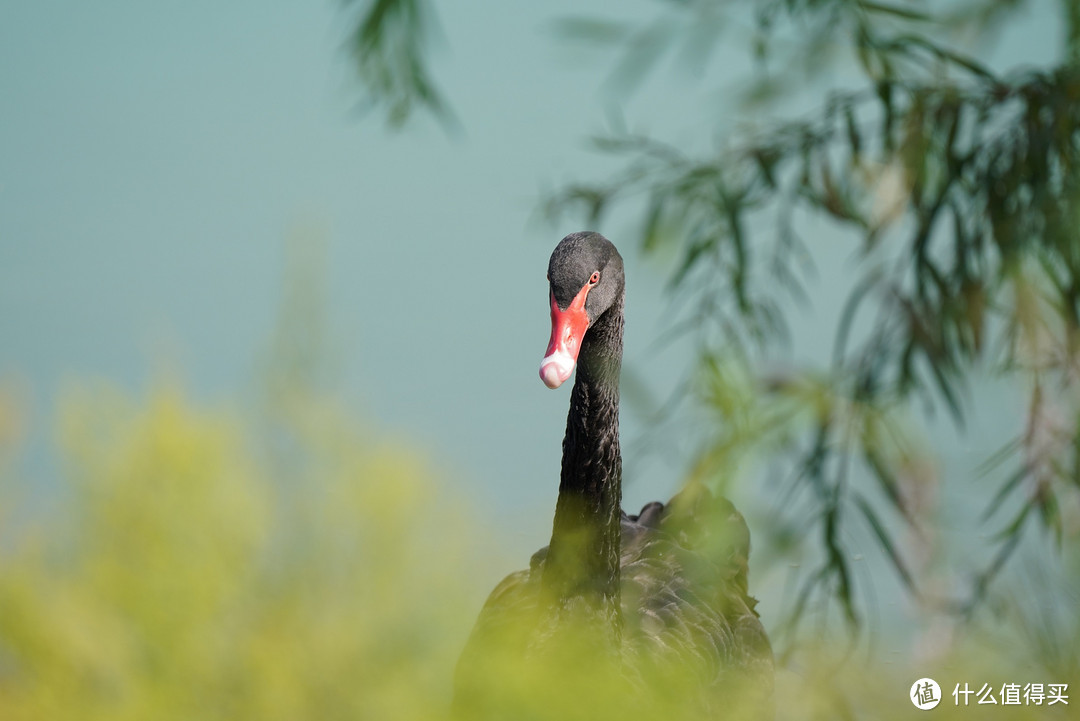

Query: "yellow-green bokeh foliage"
<box><xmin>0</xmin><ymin>384</ymin><xmax>474</xmax><ymax>721</ymax></box>
<box><xmin>0</xmin><ymin>383</ymin><xmax>1077</xmax><ymax>721</ymax></box>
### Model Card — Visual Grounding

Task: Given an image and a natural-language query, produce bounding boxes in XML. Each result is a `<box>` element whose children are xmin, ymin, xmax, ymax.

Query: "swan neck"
<box><xmin>543</xmin><ymin>296</ymin><xmax>624</xmax><ymax>605</ymax></box>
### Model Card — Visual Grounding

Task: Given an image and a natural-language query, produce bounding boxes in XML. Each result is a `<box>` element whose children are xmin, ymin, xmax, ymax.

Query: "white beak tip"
<box><xmin>539</xmin><ymin>353</ymin><xmax>574</xmax><ymax>389</ymax></box>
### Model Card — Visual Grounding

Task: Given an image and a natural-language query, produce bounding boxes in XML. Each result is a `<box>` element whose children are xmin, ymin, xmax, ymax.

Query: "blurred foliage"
<box><xmin>0</xmin><ymin>381</ymin><xmax>475</xmax><ymax>721</ymax></box>
<box><xmin>541</xmin><ymin>0</ymin><xmax>1080</xmax><ymax>634</ymax></box>
<box><xmin>0</xmin><ymin>382</ymin><xmax>1076</xmax><ymax>720</ymax></box>
<box><xmin>342</xmin><ymin>0</ymin><xmax>455</xmax><ymax>129</ymax></box>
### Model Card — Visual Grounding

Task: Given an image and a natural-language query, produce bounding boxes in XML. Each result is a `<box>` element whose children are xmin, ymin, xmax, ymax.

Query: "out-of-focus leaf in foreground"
<box><xmin>343</xmin><ymin>0</ymin><xmax>456</xmax><ymax>130</ymax></box>
<box><xmin>0</xmin><ymin>382</ymin><xmax>1075</xmax><ymax>719</ymax></box>
<box><xmin>0</xmin><ymin>383</ymin><xmax>473</xmax><ymax>721</ymax></box>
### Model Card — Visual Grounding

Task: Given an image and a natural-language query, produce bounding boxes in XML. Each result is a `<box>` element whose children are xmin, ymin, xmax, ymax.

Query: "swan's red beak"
<box><xmin>540</xmin><ymin>284</ymin><xmax>591</xmax><ymax>389</ymax></box>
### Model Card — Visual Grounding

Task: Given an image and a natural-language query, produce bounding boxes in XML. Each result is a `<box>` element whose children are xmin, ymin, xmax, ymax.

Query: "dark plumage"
<box><xmin>454</xmin><ymin>233</ymin><xmax>773</xmax><ymax>719</ymax></box>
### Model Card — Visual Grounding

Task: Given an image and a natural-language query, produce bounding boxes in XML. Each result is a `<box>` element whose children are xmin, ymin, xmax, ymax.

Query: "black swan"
<box><xmin>454</xmin><ymin>232</ymin><xmax>773</xmax><ymax>719</ymax></box>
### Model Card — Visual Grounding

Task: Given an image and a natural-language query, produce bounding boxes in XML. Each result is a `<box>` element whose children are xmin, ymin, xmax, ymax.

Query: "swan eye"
<box><xmin>589</xmin><ymin>272</ymin><xmax>600</xmax><ymax>285</ymax></box>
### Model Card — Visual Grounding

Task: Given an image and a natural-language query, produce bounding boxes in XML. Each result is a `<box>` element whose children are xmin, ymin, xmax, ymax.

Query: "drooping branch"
<box><xmin>547</xmin><ymin>0</ymin><xmax>1080</xmax><ymax>634</ymax></box>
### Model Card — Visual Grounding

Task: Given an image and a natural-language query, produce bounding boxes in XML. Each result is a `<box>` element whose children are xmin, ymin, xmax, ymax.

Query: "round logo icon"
<box><xmin>910</xmin><ymin>678</ymin><xmax>942</xmax><ymax>710</ymax></box>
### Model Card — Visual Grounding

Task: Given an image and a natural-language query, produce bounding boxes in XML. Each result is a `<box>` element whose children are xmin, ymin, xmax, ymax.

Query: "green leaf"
<box><xmin>980</xmin><ymin>465</ymin><xmax>1027</xmax><ymax>522</ymax></box>
<box><xmin>859</xmin><ymin>1</ymin><xmax>933</xmax><ymax>22</ymax></box>
<box><xmin>863</xmin><ymin>448</ymin><xmax>918</xmax><ymax>527</ymax></box>
<box><xmin>853</xmin><ymin>493</ymin><xmax>919</xmax><ymax>595</ymax></box>
<box><xmin>640</xmin><ymin>192</ymin><xmax>667</xmax><ymax>253</ymax></box>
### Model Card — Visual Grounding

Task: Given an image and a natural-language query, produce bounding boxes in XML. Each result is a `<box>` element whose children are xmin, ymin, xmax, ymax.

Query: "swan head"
<box><xmin>540</xmin><ymin>232</ymin><xmax>624</xmax><ymax>389</ymax></box>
